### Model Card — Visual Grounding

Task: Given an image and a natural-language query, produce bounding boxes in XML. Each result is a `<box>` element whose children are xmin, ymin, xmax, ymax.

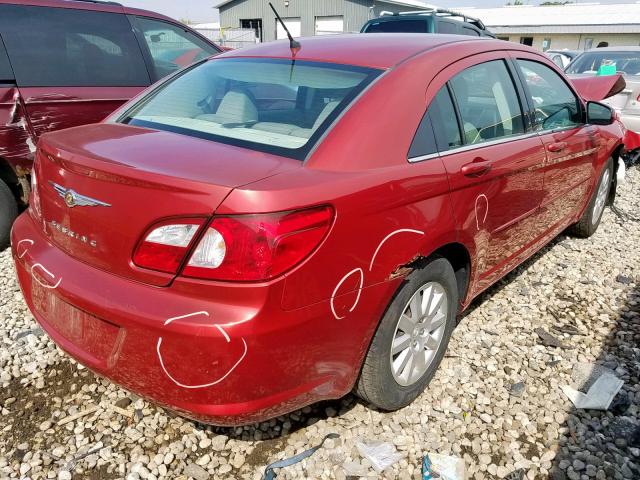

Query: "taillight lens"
<box><xmin>133</xmin><ymin>220</ymin><xmax>204</xmax><ymax>274</ymax></box>
<box><xmin>182</xmin><ymin>206</ymin><xmax>333</xmax><ymax>281</ymax></box>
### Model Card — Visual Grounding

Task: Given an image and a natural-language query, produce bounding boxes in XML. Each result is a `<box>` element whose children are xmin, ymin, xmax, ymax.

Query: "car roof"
<box><xmin>579</xmin><ymin>46</ymin><xmax>640</xmax><ymax>52</ymax></box>
<box><xmin>219</xmin><ymin>33</ymin><xmax>508</xmax><ymax>70</ymax></box>
<box><xmin>0</xmin><ymin>0</ymin><xmax>178</xmax><ymax>23</ymax></box>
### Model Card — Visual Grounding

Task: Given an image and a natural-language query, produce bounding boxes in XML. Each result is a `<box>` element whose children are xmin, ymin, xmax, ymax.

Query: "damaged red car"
<box><xmin>11</xmin><ymin>34</ymin><xmax>625</xmax><ymax>425</ymax></box>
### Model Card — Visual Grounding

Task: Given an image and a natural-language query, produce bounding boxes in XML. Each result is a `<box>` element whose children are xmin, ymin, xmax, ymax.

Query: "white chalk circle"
<box><xmin>330</xmin><ymin>268</ymin><xmax>364</xmax><ymax>320</ymax></box>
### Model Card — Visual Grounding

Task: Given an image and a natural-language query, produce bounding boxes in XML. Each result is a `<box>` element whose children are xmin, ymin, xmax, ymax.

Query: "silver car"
<box><xmin>566</xmin><ymin>47</ymin><xmax>640</xmax><ymax>136</ymax></box>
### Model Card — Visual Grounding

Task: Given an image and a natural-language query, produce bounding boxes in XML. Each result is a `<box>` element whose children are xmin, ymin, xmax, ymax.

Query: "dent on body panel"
<box><xmin>0</xmin><ymin>88</ymin><xmax>37</xmax><ymax>169</ymax></box>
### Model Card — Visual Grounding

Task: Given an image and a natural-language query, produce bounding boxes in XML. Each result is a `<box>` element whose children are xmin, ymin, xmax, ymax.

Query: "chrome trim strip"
<box><xmin>408</xmin><ymin>131</ymin><xmax>539</xmax><ymax>163</ymax></box>
<box><xmin>26</xmin><ymin>98</ymin><xmax>131</xmax><ymax>105</ymax></box>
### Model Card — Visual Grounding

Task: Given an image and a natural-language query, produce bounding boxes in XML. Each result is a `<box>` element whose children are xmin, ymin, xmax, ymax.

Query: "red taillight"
<box><xmin>182</xmin><ymin>206</ymin><xmax>333</xmax><ymax>281</ymax></box>
<box><xmin>133</xmin><ymin>219</ymin><xmax>204</xmax><ymax>274</ymax></box>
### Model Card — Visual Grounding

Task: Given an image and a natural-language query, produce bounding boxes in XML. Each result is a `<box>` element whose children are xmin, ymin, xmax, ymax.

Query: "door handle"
<box><xmin>547</xmin><ymin>142</ymin><xmax>567</xmax><ymax>153</ymax></box>
<box><xmin>461</xmin><ymin>158</ymin><xmax>492</xmax><ymax>177</ymax></box>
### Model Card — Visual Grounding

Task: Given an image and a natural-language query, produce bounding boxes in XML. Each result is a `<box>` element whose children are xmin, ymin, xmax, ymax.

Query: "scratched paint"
<box><xmin>330</xmin><ymin>268</ymin><xmax>364</xmax><ymax>320</ymax></box>
<box><xmin>31</xmin><ymin>263</ymin><xmax>62</xmax><ymax>290</ymax></box>
<box><xmin>331</xmin><ymin>228</ymin><xmax>425</xmax><ymax>320</ymax></box>
<box><xmin>157</xmin><ymin>311</ymin><xmax>248</xmax><ymax>389</ymax></box>
<box><xmin>16</xmin><ymin>238</ymin><xmax>34</xmax><ymax>259</ymax></box>
<box><xmin>0</xmin><ymin>87</ymin><xmax>37</xmax><ymax>169</ymax></box>
<box><xmin>475</xmin><ymin>194</ymin><xmax>489</xmax><ymax>231</ymax></box>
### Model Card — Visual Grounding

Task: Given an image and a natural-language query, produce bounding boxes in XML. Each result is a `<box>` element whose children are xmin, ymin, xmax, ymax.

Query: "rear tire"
<box><xmin>569</xmin><ymin>159</ymin><xmax>613</xmax><ymax>238</ymax></box>
<box><xmin>0</xmin><ymin>179</ymin><xmax>18</xmax><ymax>250</ymax></box>
<box><xmin>355</xmin><ymin>257</ymin><xmax>458</xmax><ymax>411</ymax></box>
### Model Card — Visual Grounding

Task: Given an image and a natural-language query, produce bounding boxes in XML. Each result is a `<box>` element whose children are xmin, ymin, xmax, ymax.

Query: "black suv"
<box><xmin>361</xmin><ymin>9</ymin><xmax>495</xmax><ymax>38</ymax></box>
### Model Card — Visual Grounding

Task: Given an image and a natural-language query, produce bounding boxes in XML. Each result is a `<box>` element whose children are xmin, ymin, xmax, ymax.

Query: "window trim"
<box><xmin>511</xmin><ymin>57</ymin><xmax>585</xmax><ymax>134</ymax></box>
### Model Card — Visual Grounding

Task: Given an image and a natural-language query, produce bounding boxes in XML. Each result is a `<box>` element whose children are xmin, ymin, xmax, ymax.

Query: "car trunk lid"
<box><xmin>34</xmin><ymin>123</ymin><xmax>298</xmax><ymax>287</ymax></box>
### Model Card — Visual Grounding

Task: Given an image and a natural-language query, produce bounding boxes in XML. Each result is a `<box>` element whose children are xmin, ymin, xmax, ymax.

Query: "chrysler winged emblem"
<box><xmin>49</xmin><ymin>182</ymin><xmax>111</xmax><ymax>208</ymax></box>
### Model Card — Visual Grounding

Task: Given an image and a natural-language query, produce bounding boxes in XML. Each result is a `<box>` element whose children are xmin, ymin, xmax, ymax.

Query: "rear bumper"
<box><xmin>10</xmin><ymin>212</ymin><xmax>380</xmax><ymax>426</ymax></box>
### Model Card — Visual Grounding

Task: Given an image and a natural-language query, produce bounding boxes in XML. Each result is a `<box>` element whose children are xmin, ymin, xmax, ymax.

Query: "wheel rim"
<box><xmin>390</xmin><ymin>282</ymin><xmax>448</xmax><ymax>387</ymax></box>
<box><xmin>592</xmin><ymin>168</ymin><xmax>611</xmax><ymax>226</ymax></box>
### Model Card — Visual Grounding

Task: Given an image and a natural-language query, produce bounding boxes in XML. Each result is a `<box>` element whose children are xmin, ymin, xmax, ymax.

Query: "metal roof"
<box><xmin>215</xmin><ymin>0</ymin><xmax>429</xmax><ymax>9</ymax></box>
<box><xmin>457</xmin><ymin>3</ymin><xmax>640</xmax><ymax>33</ymax></box>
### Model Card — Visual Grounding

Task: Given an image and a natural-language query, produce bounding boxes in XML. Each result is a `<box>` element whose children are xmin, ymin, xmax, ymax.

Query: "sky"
<box><xmin>117</xmin><ymin>0</ymin><xmax>638</xmax><ymax>24</ymax></box>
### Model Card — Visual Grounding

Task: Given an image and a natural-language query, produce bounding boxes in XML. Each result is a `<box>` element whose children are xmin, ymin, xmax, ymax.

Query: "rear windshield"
<box><xmin>120</xmin><ymin>58</ymin><xmax>381</xmax><ymax>160</ymax></box>
<box><xmin>566</xmin><ymin>51</ymin><xmax>640</xmax><ymax>75</ymax></box>
<box><xmin>363</xmin><ymin>19</ymin><xmax>431</xmax><ymax>33</ymax></box>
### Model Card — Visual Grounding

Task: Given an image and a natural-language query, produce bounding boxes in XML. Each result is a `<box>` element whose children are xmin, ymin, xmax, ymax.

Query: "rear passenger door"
<box><xmin>0</xmin><ymin>4</ymin><xmax>151</xmax><ymax>142</ymax></box>
<box><xmin>513</xmin><ymin>56</ymin><xmax>597</xmax><ymax>229</ymax></box>
<box><xmin>418</xmin><ymin>55</ymin><xmax>547</xmax><ymax>293</ymax></box>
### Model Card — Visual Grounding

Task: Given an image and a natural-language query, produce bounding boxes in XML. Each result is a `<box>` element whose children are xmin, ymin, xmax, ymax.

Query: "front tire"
<box><xmin>569</xmin><ymin>158</ymin><xmax>613</xmax><ymax>238</ymax></box>
<box><xmin>0</xmin><ymin>179</ymin><xmax>18</xmax><ymax>250</ymax></box>
<box><xmin>355</xmin><ymin>257</ymin><xmax>458</xmax><ymax>411</ymax></box>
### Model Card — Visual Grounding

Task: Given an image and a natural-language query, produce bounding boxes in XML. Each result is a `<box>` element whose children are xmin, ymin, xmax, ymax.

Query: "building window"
<box><xmin>542</xmin><ymin>38</ymin><xmax>551</xmax><ymax>51</ymax></box>
<box><xmin>497</xmin><ymin>36</ymin><xmax>509</xmax><ymax>41</ymax></box>
<box><xmin>240</xmin><ymin>19</ymin><xmax>263</xmax><ymax>41</ymax></box>
<box><xmin>520</xmin><ymin>36</ymin><xmax>533</xmax><ymax>47</ymax></box>
<box><xmin>315</xmin><ymin>16</ymin><xmax>344</xmax><ymax>35</ymax></box>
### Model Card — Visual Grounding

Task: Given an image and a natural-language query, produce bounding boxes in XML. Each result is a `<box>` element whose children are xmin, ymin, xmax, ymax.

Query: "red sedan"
<box><xmin>11</xmin><ymin>34</ymin><xmax>624</xmax><ymax>425</ymax></box>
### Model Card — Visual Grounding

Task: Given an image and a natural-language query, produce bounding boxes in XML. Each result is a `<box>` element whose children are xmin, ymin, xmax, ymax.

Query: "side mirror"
<box><xmin>587</xmin><ymin>101</ymin><xmax>614</xmax><ymax>125</ymax></box>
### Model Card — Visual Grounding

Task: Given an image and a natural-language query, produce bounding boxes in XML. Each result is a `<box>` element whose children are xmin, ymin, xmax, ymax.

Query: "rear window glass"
<box><xmin>566</xmin><ymin>51</ymin><xmax>640</xmax><ymax>75</ymax></box>
<box><xmin>120</xmin><ymin>58</ymin><xmax>381</xmax><ymax>160</ymax></box>
<box><xmin>364</xmin><ymin>20</ymin><xmax>430</xmax><ymax>33</ymax></box>
<box><xmin>0</xmin><ymin>5</ymin><xmax>150</xmax><ymax>87</ymax></box>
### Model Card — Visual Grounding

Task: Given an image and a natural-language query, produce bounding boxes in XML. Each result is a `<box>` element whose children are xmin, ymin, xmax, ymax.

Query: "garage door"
<box><xmin>276</xmin><ymin>17</ymin><xmax>301</xmax><ymax>39</ymax></box>
<box><xmin>315</xmin><ymin>16</ymin><xmax>344</xmax><ymax>35</ymax></box>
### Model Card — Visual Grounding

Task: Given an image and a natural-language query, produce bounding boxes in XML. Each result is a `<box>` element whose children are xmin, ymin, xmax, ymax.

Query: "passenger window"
<box><xmin>449</xmin><ymin>60</ymin><xmax>525</xmax><ymax>144</ymax></box>
<box><xmin>517</xmin><ymin>59</ymin><xmax>581</xmax><ymax>131</ymax></box>
<box><xmin>463</xmin><ymin>27</ymin><xmax>480</xmax><ymax>37</ymax></box>
<box><xmin>134</xmin><ymin>17</ymin><xmax>219</xmax><ymax>80</ymax></box>
<box><xmin>422</xmin><ymin>86</ymin><xmax>463</xmax><ymax>154</ymax></box>
<box><xmin>0</xmin><ymin>5</ymin><xmax>150</xmax><ymax>87</ymax></box>
<box><xmin>437</xmin><ymin>22</ymin><xmax>459</xmax><ymax>34</ymax></box>
<box><xmin>0</xmin><ymin>36</ymin><xmax>13</xmax><ymax>82</ymax></box>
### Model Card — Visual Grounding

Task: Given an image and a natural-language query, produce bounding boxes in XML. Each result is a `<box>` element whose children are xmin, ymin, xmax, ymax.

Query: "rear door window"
<box><xmin>133</xmin><ymin>16</ymin><xmax>220</xmax><ymax>80</ymax></box>
<box><xmin>0</xmin><ymin>35</ymin><xmax>14</xmax><ymax>82</ymax></box>
<box><xmin>449</xmin><ymin>60</ymin><xmax>525</xmax><ymax>144</ymax></box>
<box><xmin>364</xmin><ymin>20</ymin><xmax>430</xmax><ymax>33</ymax></box>
<box><xmin>517</xmin><ymin>59</ymin><xmax>581</xmax><ymax>130</ymax></box>
<box><xmin>437</xmin><ymin>21</ymin><xmax>459</xmax><ymax>34</ymax></box>
<box><xmin>409</xmin><ymin>86</ymin><xmax>462</xmax><ymax>159</ymax></box>
<box><xmin>0</xmin><ymin>5</ymin><xmax>150</xmax><ymax>87</ymax></box>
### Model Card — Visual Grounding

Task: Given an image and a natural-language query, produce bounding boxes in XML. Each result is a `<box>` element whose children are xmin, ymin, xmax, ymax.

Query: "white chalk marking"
<box><xmin>157</xmin><ymin>337</ymin><xmax>248</xmax><ymax>389</ymax></box>
<box><xmin>368</xmin><ymin>229</ymin><xmax>424</xmax><ymax>271</ymax></box>
<box><xmin>158</xmin><ymin>311</ymin><xmax>243</xmax><ymax>388</ymax></box>
<box><xmin>475</xmin><ymin>194</ymin><xmax>489</xmax><ymax>231</ymax></box>
<box><xmin>330</xmin><ymin>268</ymin><xmax>364</xmax><ymax>320</ymax></box>
<box><xmin>31</xmin><ymin>263</ymin><xmax>61</xmax><ymax>289</ymax></box>
<box><xmin>163</xmin><ymin>311</ymin><xmax>209</xmax><ymax>326</ymax></box>
<box><xmin>17</xmin><ymin>239</ymin><xmax>34</xmax><ymax>259</ymax></box>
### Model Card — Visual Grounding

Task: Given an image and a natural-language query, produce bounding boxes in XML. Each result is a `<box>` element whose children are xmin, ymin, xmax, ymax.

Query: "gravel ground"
<box><xmin>0</xmin><ymin>167</ymin><xmax>639</xmax><ymax>480</ymax></box>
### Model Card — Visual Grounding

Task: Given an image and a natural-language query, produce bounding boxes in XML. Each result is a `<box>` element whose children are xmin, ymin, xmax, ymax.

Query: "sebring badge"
<box><xmin>49</xmin><ymin>182</ymin><xmax>111</xmax><ymax>208</ymax></box>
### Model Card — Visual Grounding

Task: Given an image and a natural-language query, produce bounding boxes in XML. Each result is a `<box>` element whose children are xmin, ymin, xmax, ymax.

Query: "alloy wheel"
<box><xmin>390</xmin><ymin>282</ymin><xmax>448</xmax><ymax>386</ymax></box>
<box><xmin>592</xmin><ymin>168</ymin><xmax>611</xmax><ymax>226</ymax></box>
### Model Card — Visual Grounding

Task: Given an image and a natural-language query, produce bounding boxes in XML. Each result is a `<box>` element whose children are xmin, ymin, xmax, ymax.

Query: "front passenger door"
<box><xmin>514</xmin><ymin>58</ymin><xmax>598</xmax><ymax>229</ymax></box>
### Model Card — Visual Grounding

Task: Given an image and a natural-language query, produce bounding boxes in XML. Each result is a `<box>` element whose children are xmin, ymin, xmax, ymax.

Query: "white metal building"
<box><xmin>458</xmin><ymin>3</ymin><xmax>640</xmax><ymax>52</ymax></box>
